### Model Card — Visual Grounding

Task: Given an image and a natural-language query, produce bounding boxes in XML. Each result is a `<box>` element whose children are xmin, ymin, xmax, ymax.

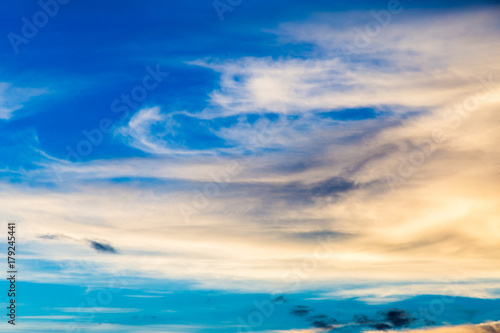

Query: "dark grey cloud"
<box><xmin>269</xmin><ymin>177</ymin><xmax>355</xmax><ymax>204</ymax></box>
<box><xmin>235</xmin><ymin>176</ymin><xmax>356</xmax><ymax>207</ymax></box>
<box><xmin>88</xmin><ymin>240</ymin><xmax>118</xmax><ymax>254</ymax></box>
<box><xmin>381</xmin><ymin>308</ymin><xmax>415</xmax><ymax>328</ymax></box>
<box><xmin>204</xmin><ymin>176</ymin><xmax>357</xmax><ymax>218</ymax></box>
<box><xmin>272</xmin><ymin>295</ymin><xmax>287</xmax><ymax>303</ymax></box>
<box><xmin>290</xmin><ymin>305</ymin><xmax>312</xmax><ymax>317</ymax></box>
<box><xmin>371</xmin><ymin>322</ymin><xmax>392</xmax><ymax>330</ymax></box>
<box><xmin>309</xmin><ymin>177</ymin><xmax>355</xmax><ymax>197</ymax></box>
<box><xmin>291</xmin><ymin>230</ymin><xmax>352</xmax><ymax>241</ymax></box>
<box><xmin>353</xmin><ymin>308</ymin><xmax>415</xmax><ymax>331</ymax></box>
<box><xmin>343</xmin><ymin>143</ymin><xmax>400</xmax><ymax>177</ymax></box>
<box><xmin>290</xmin><ymin>306</ymin><xmax>338</xmax><ymax>330</ymax></box>
<box><xmin>310</xmin><ymin>314</ymin><xmax>338</xmax><ymax>329</ymax></box>
<box><xmin>354</xmin><ymin>314</ymin><xmax>370</xmax><ymax>324</ymax></box>
<box><xmin>38</xmin><ymin>234</ymin><xmax>60</xmax><ymax>240</ymax></box>
<box><xmin>177</xmin><ymin>175</ymin><xmax>356</xmax><ymax>210</ymax></box>
<box><xmin>480</xmin><ymin>325</ymin><xmax>500</xmax><ymax>333</ymax></box>
<box><xmin>271</xmin><ymin>157</ymin><xmax>326</xmax><ymax>175</ymax></box>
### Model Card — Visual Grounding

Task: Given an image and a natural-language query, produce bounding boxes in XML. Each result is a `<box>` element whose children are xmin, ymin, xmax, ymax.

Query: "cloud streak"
<box><xmin>0</xmin><ymin>82</ymin><xmax>47</xmax><ymax>119</ymax></box>
<box><xmin>364</xmin><ymin>321</ymin><xmax>500</xmax><ymax>333</ymax></box>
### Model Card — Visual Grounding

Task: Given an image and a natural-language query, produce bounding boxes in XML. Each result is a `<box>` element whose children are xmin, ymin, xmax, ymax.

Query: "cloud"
<box><xmin>0</xmin><ymin>82</ymin><xmax>47</xmax><ymax>119</ymax></box>
<box><xmin>290</xmin><ymin>305</ymin><xmax>313</xmax><ymax>317</ymax></box>
<box><xmin>117</xmin><ymin>106</ymin><xmax>174</xmax><ymax>154</ymax></box>
<box><xmin>364</xmin><ymin>321</ymin><xmax>500</xmax><ymax>333</ymax></box>
<box><xmin>22</xmin><ymin>316</ymin><xmax>77</xmax><ymax>320</ymax></box>
<box><xmin>55</xmin><ymin>307</ymin><xmax>140</xmax><ymax>313</ymax></box>
<box><xmin>290</xmin><ymin>230</ymin><xmax>352</xmax><ymax>241</ymax></box>
<box><xmin>88</xmin><ymin>240</ymin><xmax>118</xmax><ymax>254</ymax></box>
<box><xmin>116</xmin><ymin>107</ymin><xmax>210</xmax><ymax>155</ymax></box>
<box><xmin>309</xmin><ymin>315</ymin><xmax>338</xmax><ymax>330</ymax></box>
<box><xmin>263</xmin><ymin>330</ymin><xmax>320</xmax><ymax>333</ymax></box>
<box><xmin>272</xmin><ymin>295</ymin><xmax>287</xmax><ymax>303</ymax></box>
<box><xmin>0</xmin><ymin>322</ymin><xmax>204</xmax><ymax>333</ymax></box>
<box><xmin>381</xmin><ymin>309</ymin><xmax>415</xmax><ymax>328</ymax></box>
<box><xmin>190</xmin><ymin>10</ymin><xmax>500</xmax><ymax>119</ymax></box>
<box><xmin>353</xmin><ymin>309</ymin><xmax>416</xmax><ymax>331</ymax></box>
<box><xmin>39</xmin><ymin>234</ymin><xmax>63</xmax><ymax>240</ymax></box>
<box><xmin>290</xmin><ymin>305</ymin><xmax>339</xmax><ymax>330</ymax></box>
<box><xmin>38</xmin><ymin>234</ymin><xmax>118</xmax><ymax>254</ymax></box>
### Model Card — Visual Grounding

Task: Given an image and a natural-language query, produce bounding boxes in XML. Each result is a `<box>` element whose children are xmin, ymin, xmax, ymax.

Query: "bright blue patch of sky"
<box><xmin>2</xmin><ymin>281</ymin><xmax>499</xmax><ymax>332</ymax></box>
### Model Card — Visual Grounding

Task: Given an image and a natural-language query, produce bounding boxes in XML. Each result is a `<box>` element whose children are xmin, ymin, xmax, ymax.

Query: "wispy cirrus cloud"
<box><xmin>191</xmin><ymin>10</ymin><xmax>499</xmax><ymax>118</ymax></box>
<box><xmin>0</xmin><ymin>82</ymin><xmax>47</xmax><ymax>119</ymax></box>
<box><xmin>55</xmin><ymin>307</ymin><xmax>141</xmax><ymax>313</ymax></box>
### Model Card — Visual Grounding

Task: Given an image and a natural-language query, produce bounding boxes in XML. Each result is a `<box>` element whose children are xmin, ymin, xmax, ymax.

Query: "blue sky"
<box><xmin>1</xmin><ymin>0</ymin><xmax>500</xmax><ymax>332</ymax></box>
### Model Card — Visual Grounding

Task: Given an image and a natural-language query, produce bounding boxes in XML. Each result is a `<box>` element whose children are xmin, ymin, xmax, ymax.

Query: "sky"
<box><xmin>1</xmin><ymin>0</ymin><xmax>500</xmax><ymax>332</ymax></box>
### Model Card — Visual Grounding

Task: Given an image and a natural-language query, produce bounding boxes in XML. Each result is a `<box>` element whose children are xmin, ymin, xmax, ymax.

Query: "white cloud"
<box><xmin>0</xmin><ymin>82</ymin><xmax>47</xmax><ymax>119</ymax></box>
<box><xmin>192</xmin><ymin>9</ymin><xmax>500</xmax><ymax>118</ymax></box>
<box><xmin>55</xmin><ymin>307</ymin><xmax>141</xmax><ymax>313</ymax></box>
<box><xmin>0</xmin><ymin>322</ymin><xmax>204</xmax><ymax>333</ymax></box>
